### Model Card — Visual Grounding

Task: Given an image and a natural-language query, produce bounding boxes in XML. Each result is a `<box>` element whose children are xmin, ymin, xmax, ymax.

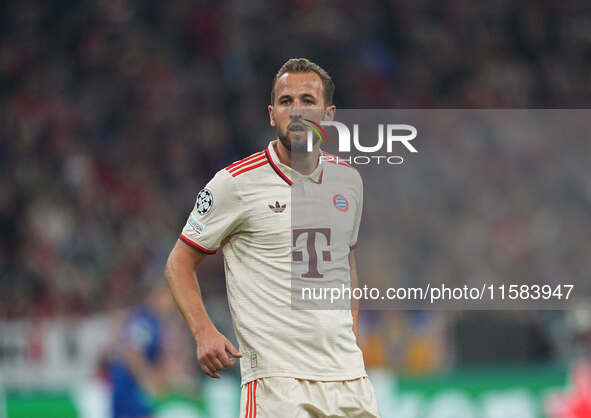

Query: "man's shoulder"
<box><xmin>203</xmin><ymin>148</ymin><xmax>275</xmax><ymax>206</ymax></box>
<box><xmin>218</xmin><ymin>149</ymin><xmax>270</xmax><ymax>182</ymax></box>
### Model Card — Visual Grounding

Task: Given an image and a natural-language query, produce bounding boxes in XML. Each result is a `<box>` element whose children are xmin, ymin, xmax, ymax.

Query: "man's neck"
<box><xmin>274</xmin><ymin>139</ymin><xmax>320</xmax><ymax>175</ymax></box>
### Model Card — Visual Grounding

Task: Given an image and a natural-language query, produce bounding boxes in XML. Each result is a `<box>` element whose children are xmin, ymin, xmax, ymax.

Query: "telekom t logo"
<box><xmin>306</xmin><ymin>121</ymin><xmax>418</xmax><ymax>153</ymax></box>
<box><xmin>292</xmin><ymin>228</ymin><xmax>331</xmax><ymax>278</ymax></box>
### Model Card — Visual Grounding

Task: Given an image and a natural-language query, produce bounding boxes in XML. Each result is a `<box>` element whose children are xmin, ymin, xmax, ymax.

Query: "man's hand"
<box><xmin>195</xmin><ymin>327</ymin><xmax>242</xmax><ymax>378</ymax></box>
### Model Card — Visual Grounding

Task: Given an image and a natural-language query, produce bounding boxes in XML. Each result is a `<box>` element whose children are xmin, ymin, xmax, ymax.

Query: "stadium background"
<box><xmin>1</xmin><ymin>1</ymin><xmax>590</xmax><ymax>417</ymax></box>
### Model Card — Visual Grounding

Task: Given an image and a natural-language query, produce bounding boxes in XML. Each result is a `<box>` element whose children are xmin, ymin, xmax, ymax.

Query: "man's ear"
<box><xmin>268</xmin><ymin>105</ymin><xmax>276</xmax><ymax>127</ymax></box>
<box><xmin>324</xmin><ymin>105</ymin><xmax>336</xmax><ymax>121</ymax></box>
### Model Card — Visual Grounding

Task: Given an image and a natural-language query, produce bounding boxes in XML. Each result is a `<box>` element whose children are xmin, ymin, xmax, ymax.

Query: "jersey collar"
<box><xmin>265</xmin><ymin>140</ymin><xmax>324</xmax><ymax>185</ymax></box>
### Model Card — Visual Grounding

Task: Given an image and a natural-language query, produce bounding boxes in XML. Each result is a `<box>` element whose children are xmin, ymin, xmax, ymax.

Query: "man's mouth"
<box><xmin>288</xmin><ymin>123</ymin><xmax>306</xmax><ymax>132</ymax></box>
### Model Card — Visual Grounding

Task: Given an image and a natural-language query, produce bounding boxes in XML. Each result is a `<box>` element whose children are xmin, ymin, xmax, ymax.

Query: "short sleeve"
<box><xmin>180</xmin><ymin>170</ymin><xmax>243</xmax><ymax>254</ymax></box>
<box><xmin>349</xmin><ymin>173</ymin><xmax>363</xmax><ymax>250</ymax></box>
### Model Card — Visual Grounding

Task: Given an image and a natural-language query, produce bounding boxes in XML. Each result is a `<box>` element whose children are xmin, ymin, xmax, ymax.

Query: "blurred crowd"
<box><xmin>1</xmin><ymin>0</ymin><xmax>591</xmax><ymax>374</ymax></box>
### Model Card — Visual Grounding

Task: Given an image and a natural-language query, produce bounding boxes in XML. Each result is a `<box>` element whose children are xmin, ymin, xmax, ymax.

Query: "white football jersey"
<box><xmin>180</xmin><ymin>140</ymin><xmax>366</xmax><ymax>384</ymax></box>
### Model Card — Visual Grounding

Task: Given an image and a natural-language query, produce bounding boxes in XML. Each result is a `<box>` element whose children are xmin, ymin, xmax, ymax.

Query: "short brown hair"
<box><xmin>270</xmin><ymin>58</ymin><xmax>335</xmax><ymax>106</ymax></box>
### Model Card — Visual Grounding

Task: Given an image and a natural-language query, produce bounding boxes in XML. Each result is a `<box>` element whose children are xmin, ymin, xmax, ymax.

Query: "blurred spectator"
<box><xmin>109</xmin><ymin>282</ymin><xmax>179</xmax><ymax>418</ymax></box>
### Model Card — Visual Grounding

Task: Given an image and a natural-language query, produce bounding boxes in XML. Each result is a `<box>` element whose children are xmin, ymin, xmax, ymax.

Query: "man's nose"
<box><xmin>290</xmin><ymin>106</ymin><xmax>304</xmax><ymax>121</ymax></box>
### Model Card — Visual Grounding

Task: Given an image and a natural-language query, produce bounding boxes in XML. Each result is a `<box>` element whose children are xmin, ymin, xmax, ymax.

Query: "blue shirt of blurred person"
<box><xmin>110</xmin><ymin>307</ymin><xmax>163</xmax><ymax>418</ymax></box>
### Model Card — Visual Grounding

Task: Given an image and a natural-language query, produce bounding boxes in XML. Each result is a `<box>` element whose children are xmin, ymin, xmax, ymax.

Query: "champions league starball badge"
<box><xmin>196</xmin><ymin>189</ymin><xmax>213</xmax><ymax>215</ymax></box>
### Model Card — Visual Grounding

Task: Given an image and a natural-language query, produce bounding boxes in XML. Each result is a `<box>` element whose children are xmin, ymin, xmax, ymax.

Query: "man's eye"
<box><xmin>280</xmin><ymin>99</ymin><xmax>290</xmax><ymax>105</ymax></box>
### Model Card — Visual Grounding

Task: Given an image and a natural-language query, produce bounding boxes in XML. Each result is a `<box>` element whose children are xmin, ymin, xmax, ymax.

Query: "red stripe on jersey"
<box><xmin>227</xmin><ymin>154</ymin><xmax>267</xmax><ymax>173</ymax></box>
<box><xmin>350</xmin><ymin>241</ymin><xmax>358</xmax><ymax>250</ymax></box>
<box><xmin>316</xmin><ymin>170</ymin><xmax>323</xmax><ymax>184</ymax></box>
<box><xmin>179</xmin><ymin>234</ymin><xmax>216</xmax><ymax>254</ymax></box>
<box><xmin>244</xmin><ymin>382</ymin><xmax>250</xmax><ymax>418</ymax></box>
<box><xmin>232</xmin><ymin>160</ymin><xmax>268</xmax><ymax>177</ymax></box>
<box><xmin>253</xmin><ymin>380</ymin><xmax>257</xmax><ymax>417</ymax></box>
<box><xmin>225</xmin><ymin>152</ymin><xmax>264</xmax><ymax>171</ymax></box>
<box><xmin>265</xmin><ymin>148</ymin><xmax>293</xmax><ymax>185</ymax></box>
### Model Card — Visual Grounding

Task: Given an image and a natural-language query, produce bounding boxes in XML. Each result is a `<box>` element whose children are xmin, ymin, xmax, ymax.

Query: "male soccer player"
<box><xmin>165</xmin><ymin>58</ymin><xmax>380</xmax><ymax>417</ymax></box>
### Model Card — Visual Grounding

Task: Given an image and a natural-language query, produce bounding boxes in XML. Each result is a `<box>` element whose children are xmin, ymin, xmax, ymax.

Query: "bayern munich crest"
<box><xmin>333</xmin><ymin>194</ymin><xmax>349</xmax><ymax>212</ymax></box>
<box><xmin>196</xmin><ymin>189</ymin><xmax>213</xmax><ymax>215</ymax></box>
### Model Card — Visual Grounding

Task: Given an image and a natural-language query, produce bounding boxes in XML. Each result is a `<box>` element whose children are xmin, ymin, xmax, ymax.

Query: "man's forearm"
<box><xmin>165</xmin><ymin>246</ymin><xmax>215</xmax><ymax>339</ymax></box>
<box><xmin>165</xmin><ymin>241</ymin><xmax>242</xmax><ymax>379</ymax></box>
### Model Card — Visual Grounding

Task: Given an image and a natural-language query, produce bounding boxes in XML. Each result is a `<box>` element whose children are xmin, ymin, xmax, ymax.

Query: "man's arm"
<box><xmin>349</xmin><ymin>250</ymin><xmax>360</xmax><ymax>345</ymax></box>
<box><xmin>165</xmin><ymin>240</ymin><xmax>242</xmax><ymax>378</ymax></box>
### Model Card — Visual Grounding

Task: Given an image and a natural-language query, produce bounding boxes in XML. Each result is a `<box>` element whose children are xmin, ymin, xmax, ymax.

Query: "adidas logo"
<box><xmin>269</xmin><ymin>201</ymin><xmax>286</xmax><ymax>213</ymax></box>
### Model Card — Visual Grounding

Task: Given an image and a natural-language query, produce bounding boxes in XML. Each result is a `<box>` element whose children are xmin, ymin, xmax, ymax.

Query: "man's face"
<box><xmin>268</xmin><ymin>72</ymin><xmax>335</xmax><ymax>154</ymax></box>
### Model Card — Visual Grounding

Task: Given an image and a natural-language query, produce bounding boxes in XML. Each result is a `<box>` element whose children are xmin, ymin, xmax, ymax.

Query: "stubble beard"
<box><xmin>277</xmin><ymin>126</ymin><xmax>320</xmax><ymax>156</ymax></box>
